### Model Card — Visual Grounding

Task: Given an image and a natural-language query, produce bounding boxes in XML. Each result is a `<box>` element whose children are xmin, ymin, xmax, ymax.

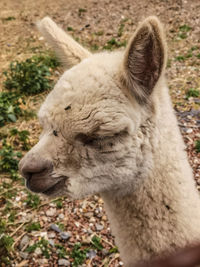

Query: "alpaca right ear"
<box><xmin>121</xmin><ymin>16</ymin><xmax>167</xmax><ymax>105</ymax></box>
<box><xmin>37</xmin><ymin>17</ymin><xmax>91</xmax><ymax>68</ymax></box>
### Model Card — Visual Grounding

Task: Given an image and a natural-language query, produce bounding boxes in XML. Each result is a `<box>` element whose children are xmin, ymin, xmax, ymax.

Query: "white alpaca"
<box><xmin>19</xmin><ymin>16</ymin><xmax>200</xmax><ymax>266</ymax></box>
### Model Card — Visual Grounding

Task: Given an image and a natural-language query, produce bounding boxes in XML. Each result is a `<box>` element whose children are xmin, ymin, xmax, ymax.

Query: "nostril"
<box><xmin>20</xmin><ymin>157</ymin><xmax>53</xmax><ymax>180</ymax></box>
<box><xmin>22</xmin><ymin>166</ymin><xmax>49</xmax><ymax>180</ymax></box>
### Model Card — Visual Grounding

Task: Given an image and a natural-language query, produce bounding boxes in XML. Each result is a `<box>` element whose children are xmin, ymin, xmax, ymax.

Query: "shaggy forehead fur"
<box><xmin>38</xmin><ymin>51</ymin><xmax>142</xmax><ymax>138</ymax></box>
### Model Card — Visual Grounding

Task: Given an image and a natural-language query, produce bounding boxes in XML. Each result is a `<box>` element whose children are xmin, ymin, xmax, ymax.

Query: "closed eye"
<box><xmin>75</xmin><ymin>132</ymin><xmax>126</xmax><ymax>153</ymax></box>
<box><xmin>75</xmin><ymin>133</ymin><xmax>100</xmax><ymax>146</ymax></box>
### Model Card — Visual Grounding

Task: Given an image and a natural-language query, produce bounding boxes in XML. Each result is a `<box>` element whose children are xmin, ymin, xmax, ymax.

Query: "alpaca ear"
<box><xmin>37</xmin><ymin>17</ymin><xmax>91</xmax><ymax>68</ymax></box>
<box><xmin>122</xmin><ymin>16</ymin><xmax>167</xmax><ymax>104</ymax></box>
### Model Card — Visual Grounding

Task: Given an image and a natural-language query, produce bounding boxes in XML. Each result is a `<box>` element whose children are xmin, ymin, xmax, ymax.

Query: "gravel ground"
<box><xmin>0</xmin><ymin>0</ymin><xmax>200</xmax><ymax>266</ymax></box>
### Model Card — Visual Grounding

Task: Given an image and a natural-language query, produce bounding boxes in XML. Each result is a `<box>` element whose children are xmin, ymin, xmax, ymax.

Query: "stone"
<box><xmin>34</xmin><ymin>247</ymin><xmax>42</xmax><ymax>255</ymax></box>
<box><xmin>59</xmin><ymin>213</ymin><xmax>65</xmax><ymax>219</ymax></box>
<box><xmin>50</xmin><ymin>224</ymin><xmax>61</xmax><ymax>233</ymax></box>
<box><xmin>89</xmin><ymin>217</ymin><xmax>96</xmax><ymax>223</ymax></box>
<box><xmin>60</xmin><ymin>232</ymin><xmax>72</xmax><ymax>240</ymax></box>
<box><xmin>48</xmin><ymin>232</ymin><xmax>56</xmax><ymax>238</ymax></box>
<box><xmin>20</xmin><ymin>235</ymin><xmax>29</xmax><ymax>250</ymax></box>
<box><xmin>46</xmin><ymin>208</ymin><xmax>56</xmax><ymax>216</ymax></box>
<box><xmin>185</xmin><ymin>128</ymin><xmax>193</xmax><ymax>134</ymax></box>
<box><xmin>87</xmin><ymin>249</ymin><xmax>96</xmax><ymax>259</ymax></box>
<box><xmin>38</xmin><ymin>259</ymin><xmax>48</xmax><ymax>264</ymax></box>
<box><xmin>95</xmin><ymin>223</ymin><xmax>104</xmax><ymax>231</ymax></box>
<box><xmin>84</xmin><ymin>212</ymin><xmax>93</xmax><ymax>218</ymax></box>
<box><xmin>19</xmin><ymin>251</ymin><xmax>29</xmax><ymax>259</ymax></box>
<box><xmin>49</xmin><ymin>239</ymin><xmax>55</xmax><ymax>247</ymax></box>
<box><xmin>102</xmin><ymin>249</ymin><xmax>109</xmax><ymax>256</ymax></box>
<box><xmin>58</xmin><ymin>259</ymin><xmax>70</xmax><ymax>266</ymax></box>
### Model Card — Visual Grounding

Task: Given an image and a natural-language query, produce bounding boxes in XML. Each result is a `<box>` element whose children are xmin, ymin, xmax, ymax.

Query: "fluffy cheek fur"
<box><xmin>53</xmin><ymin>131</ymin><xmax>153</xmax><ymax>199</ymax></box>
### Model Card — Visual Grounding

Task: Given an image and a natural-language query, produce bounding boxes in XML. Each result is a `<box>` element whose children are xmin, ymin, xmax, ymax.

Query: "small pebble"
<box><xmin>95</xmin><ymin>223</ymin><xmax>104</xmax><ymax>231</ymax></box>
<box><xmin>48</xmin><ymin>232</ymin><xmax>56</xmax><ymax>238</ymax></box>
<box><xmin>59</xmin><ymin>213</ymin><xmax>65</xmax><ymax>219</ymax></box>
<box><xmin>87</xmin><ymin>249</ymin><xmax>96</xmax><ymax>259</ymax></box>
<box><xmin>58</xmin><ymin>259</ymin><xmax>70</xmax><ymax>266</ymax></box>
<box><xmin>84</xmin><ymin>212</ymin><xmax>93</xmax><ymax>218</ymax></box>
<box><xmin>19</xmin><ymin>251</ymin><xmax>29</xmax><ymax>259</ymax></box>
<box><xmin>34</xmin><ymin>247</ymin><xmax>42</xmax><ymax>255</ymax></box>
<box><xmin>46</xmin><ymin>208</ymin><xmax>56</xmax><ymax>216</ymax></box>
<box><xmin>20</xmin><ymin>235</ymin><xmax>29</xmax><ymax>250</ymax></box>
<box><xmin>60</xmin><ymin>231</ymin><xmax>72</xmax><ymax>240</ymax></box>
<box><xmin>49</xmin><ymin>239</ymin><xmax>55</xmax><ymax>247</ymax></box>
<box><xmin>50</xmin><ymin>224</ymin><xmax>61</xmax><ymax>233</ymax></box>
<box><xmin>186</xmin><ymin>128</ymin><xmax>193</xmax><ymax>134</ymax></box>
<box><xmin>38</xmin><ymin>259</ymin><xmax>48</xmax><ymax>264</ymax></box>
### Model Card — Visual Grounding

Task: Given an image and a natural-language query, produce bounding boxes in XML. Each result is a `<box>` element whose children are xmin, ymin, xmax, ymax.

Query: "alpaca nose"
<box><xmin>19</xmin><ymin>155</ymin><xmax>52</xmax><ymax>180</ymax></box>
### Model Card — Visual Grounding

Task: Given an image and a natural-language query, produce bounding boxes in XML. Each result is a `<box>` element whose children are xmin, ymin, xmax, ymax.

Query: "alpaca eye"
<box><xmin>53</xmin><ymin>130</ymin><xmax>58</xmax><ymax>136</ymax></box>
<box><xmin>75</xmin><ymin>133</ymin><xmax>95</xmax><ymax>145</ymax></box>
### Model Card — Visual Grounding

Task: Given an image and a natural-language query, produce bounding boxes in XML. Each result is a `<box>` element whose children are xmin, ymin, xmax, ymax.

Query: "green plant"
<box><xmin>175</xmin><ymin>55</ymin><xmax>186</xmax><ymax>61</ymax></box>
<box><xmin>55</xmin><ymin>244</ymin><xmax>68</xmax><ymax>258</ymax></box>
<box><xmin>0</xmin><ymin>234</ymin><xmax>14</xmax><ymax>257</ymax></box>
<box><xmin>91</xmin><ymin>44</ymin><xmax>99</xmax><ymax>51</ymax></box>
<box><xmin>2</xmin><ymin>16</ymin><xmax>16</xmax><ymax>22</ymax></box>
<box><xmin>53</xmin><ymin>199</ymin><xmax>63</xmax><ymax>209</ymax></box>
<box><xmin>57</xmin><ymin>222</ymin><xmax>65</xmax><ymax>231</ymax></box>
<box><xmin>70</xmin><ymin>243</ymin><xmax>89</xmax><ymax>266</ymax></box>
<box><xmin>0</xmin><ymin>219</ymin><xmax>6</xmax><ymax>234</ymax></box>
<box><xmin>3</xmin><ymin>53</ymin><xmax>59</xmax><ymax>96</ymax></box>
<box><xmin>118</xmin><ymin>23</ymin><xmax>125</xmax><ymax>37</ymax></box>
<box><xmin>25</xmin><ymin>192</ymin><xmax>41</xmax><ymax>208</ymax></box>
<box><xmin>67</xmin><ymin>26</ymin><xmax>74</xmax><ymax>31</ymax></box>
<box><xmin>103</xmin><ymin>38</ymin><xmax>127</xmax><ymax>50</ymax></box>
<box><xmin>186</xmin><ymin>89</ymin><xmax>199</xmax><ymax>99</ymax></box>
<box><xmin>0</xmin><ymin>140</ymin><xmax>22</xmax><ymax>179</ymax></box>
<box><xmin>10</xmin><ymin>128</ymin><xmax>30</xmax><ymax>150</ymax></box>
<box><xmin>195</xmin><ymin>140</ymin><xmax>200</xmax><ymax>153</ymax></box>
<box><xmin>0</xmin><ymin>91</ymin><xmax>24</xmax><ymax>127</ymax></box>
<box><xmin>179</xmin><ymin>24</ymin><xmax>192</xmax><ymax>32</ymax></box>
<box><xmin>178</xmin><ymin>24</ymin><xmax>191</xmax><ymax>39</ymax></box>
<box><xmin>26</xmin><ymin>238</ymin><xmax>51</xmax><ymax>258</ymax></box>
<box><xmin>78</xmin><ymin>8</ymin><xmax>87</xmax><ymax>16</ymax></box>
<box><xmin>91</xmin><ymin>235</ymin><xmax>103</xmax><ymax>251</ymax></box>
<box><xmin>26</xmin><ymin>222</ymin><xmax>41</xmax><ymax>232</ymax></box>
<box><xmin>8</xmin><ymin>210</ymin><xmax>16</xmax><ymax>222</ymax></box>
<box><xmin>108</xmin><ymin>246</ymin><xmax>118</xmax><ymax>254</ymax></box>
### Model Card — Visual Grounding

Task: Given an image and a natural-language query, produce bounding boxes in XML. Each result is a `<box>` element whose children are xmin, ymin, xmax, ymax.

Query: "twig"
<box><xmin>90</xmin><ymin>232</ymin><xmax>115</xmax><ymax>248</ymax></box>
<box><xmin>0</xmin><ymin>186</ymin><xmax>20</xmax><ymax>196</ymax></box>
<box><xmin>178</xmin><ymin>123</ymin><xmax>200</xmax><ymax>128</ymax></box>
<box><xmin>108</xmin><ymin>254</ymin><xmax>120</xmax><ymax>266</ymax></box>
<box><xmin>10</xmin><ymin>221</ymin><xmax>27</xmax><ymax>237</ymax></box>
<box><xmin>16</xmin><ymin>260</ymin><xmax>29</xmax><ymax>267</ymax></box>
<box><xmin>12</xmin><ymin>232</ymin><xmax>27</xmax><ymax>249</ymax></box>
<box><xmin>25</xmin><ymin>197</ymin><xmax>61</xmax><ymax>213</ymax></box>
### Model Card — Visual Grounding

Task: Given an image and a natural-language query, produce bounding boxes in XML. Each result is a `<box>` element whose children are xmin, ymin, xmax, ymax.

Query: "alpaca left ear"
<box><xmin>37</xmin><ymin>17</ymin><xmax>91</xmax><ymax>68</ymax></box>
<box><xmin>121</xmin><ymin>16</ymin><xmax>167</xmax><ymax>104</ymax></box>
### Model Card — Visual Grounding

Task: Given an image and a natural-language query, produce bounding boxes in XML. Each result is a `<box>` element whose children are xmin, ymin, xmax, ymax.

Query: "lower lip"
<box><xmin>42</xmin><ymin>179</ymin><xmax>66</xmax><ymax>195</ymax></box>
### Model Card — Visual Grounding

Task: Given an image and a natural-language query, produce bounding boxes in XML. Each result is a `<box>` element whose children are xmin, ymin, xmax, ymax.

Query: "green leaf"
<box><xmin>7</xmin><ymin>114</ymin><xmax>17</xmax><ymax>122</ymax></box>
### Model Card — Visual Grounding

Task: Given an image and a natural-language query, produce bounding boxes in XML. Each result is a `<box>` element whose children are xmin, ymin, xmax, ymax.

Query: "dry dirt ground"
<box><xmin>0</xmin><ymin>0</ymin><xmax>200</xmax><ymax>266</ymax></box>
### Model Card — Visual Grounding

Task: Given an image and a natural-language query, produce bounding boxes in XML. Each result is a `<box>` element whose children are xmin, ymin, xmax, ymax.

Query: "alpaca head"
<box><xmin>19</xmin><ymin>16</ymin><xmax>167</xmax><ymax>199</ymax></box>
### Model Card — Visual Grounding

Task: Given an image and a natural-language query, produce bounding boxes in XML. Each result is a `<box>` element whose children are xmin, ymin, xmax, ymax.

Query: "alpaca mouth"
<box><xmin>42</xmin><ymin>178</ymin><xmax>67</xmax><ymax>196</ymax></box>
<box><xmin>26</xmin><ymin>175</ymin><xmax>67</xmax><ymax>196</ymax></box>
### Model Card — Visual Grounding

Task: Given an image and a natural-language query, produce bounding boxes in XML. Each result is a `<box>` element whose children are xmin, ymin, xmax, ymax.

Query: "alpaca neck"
<box><xmin>101</xmin><ymin>145</ymin><xmax>200</xmax><ymax>266</ymax></box>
